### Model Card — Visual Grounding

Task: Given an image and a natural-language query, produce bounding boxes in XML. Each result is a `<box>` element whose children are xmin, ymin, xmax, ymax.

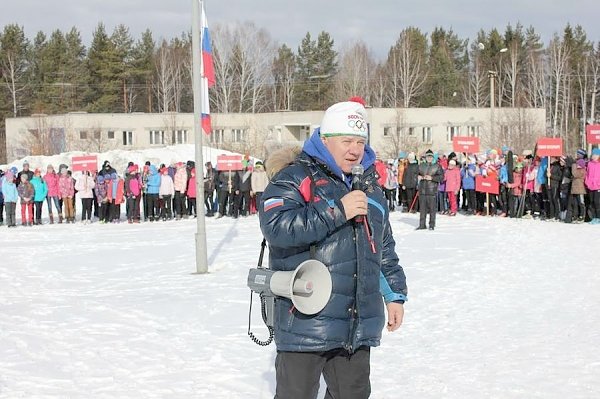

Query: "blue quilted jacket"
<box><xmin>259</xmin><ymin>130</ymin><xmax>407</xmax><ymax>353</ymax></box>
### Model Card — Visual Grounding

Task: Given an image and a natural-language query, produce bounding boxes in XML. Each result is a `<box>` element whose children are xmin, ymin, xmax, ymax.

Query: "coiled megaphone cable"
<box><xmin>248</xmin><ymin>291</ymin><xmax>274</xmax><ymax>346</ymax></box>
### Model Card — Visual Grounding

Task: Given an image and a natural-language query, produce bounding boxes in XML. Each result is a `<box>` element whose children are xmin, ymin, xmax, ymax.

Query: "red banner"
<box><xmin>217</xmin><ymin>154</ymin><xmax>243</xmax><ymax>171</ymax></box>
<box><xmin>71</xmin><ymin>155</ymin><xmax>98</xmax><ymax>172</ymax></box>
<box><xmin>475</xmin><ymin>175</ymin><xmax>499</xmax><ymax>195</ymax></box>
<box><xmin>452</xmin><ymin>136</ymin><xmax>480</xmax><ymax>153</ymax></box>
<box><xmin>536</xmin><ymin>137</ymin><xmax>563</xmax><ymax>157</ymax></box>
<box><xmin>586</xmin><ymin>125</ymin><xmax>600</xmax><ymax>145</ymax></box>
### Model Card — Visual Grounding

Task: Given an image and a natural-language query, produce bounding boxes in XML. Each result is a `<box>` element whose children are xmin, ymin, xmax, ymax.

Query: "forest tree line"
<box><xmin>1</xmin><ymin>21</ymin><xmax>599</xmax><ymax>152</ymax></box>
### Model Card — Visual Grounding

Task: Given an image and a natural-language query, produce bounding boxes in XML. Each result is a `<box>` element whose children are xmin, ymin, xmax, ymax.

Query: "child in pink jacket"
<box><xmin>586</xmin><ymin>148</ymin><xmax>600</xmax><ymax>224</ymax></box>
<box><xmin>58</xmin><ymin>166</ymin><xmax>75</xmax><ymax>223</ymax></box>
<box><xmin>444</xmin><ymin>159</ymin><xmax>461</xmax><ymax>216</ymax></box>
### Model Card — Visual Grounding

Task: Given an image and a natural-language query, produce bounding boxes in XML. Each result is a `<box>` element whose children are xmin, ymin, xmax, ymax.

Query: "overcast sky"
<box><xmin>2</xmin><ymin>0</ymin><xmax>598</xmax><ymax>58</ymax></box>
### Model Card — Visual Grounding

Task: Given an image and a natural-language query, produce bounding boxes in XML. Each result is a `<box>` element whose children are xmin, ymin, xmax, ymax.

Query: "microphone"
<box><xmin>351</xmin><ymin>164</ymin><xmax>364</xmax><ymax>222</ymax></box>
<box><xmin>351</xmin><ymin>164</ymin><xmax>364</xmax><ymax>191</ymax></box>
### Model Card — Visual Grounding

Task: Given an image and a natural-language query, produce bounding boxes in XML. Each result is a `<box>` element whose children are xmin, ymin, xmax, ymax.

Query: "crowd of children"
<box><xmin>0</xmin><ymin>158</ymin><xmax>270</xmax><ymax>227</ymax></box>
<box><xmin>1</xmin><ymin>146</ymin><xmax>599</xmax><ymax>227</ymax></box>
<box><xmin>377</xmin><ymin>146</ymin><xmax>600</xmax><ymax>225</ymax></box>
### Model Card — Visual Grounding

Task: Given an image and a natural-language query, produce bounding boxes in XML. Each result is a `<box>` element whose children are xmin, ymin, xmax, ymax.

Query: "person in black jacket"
<box><xmin>203</xmin><ymin>162</ymin><xmax>216</xmax><ymax>217</ymax></box>
<box><xmin>260</xmin><ymin>100</ymin><xmax>407</xmax><ymax>399</ymax></box>
<box><xmin>237</xmin><ymin>165</ymin><xmax>252</xmax><ymax>216</ymax></box>
<box><xmin>402</xmin><ymin>152</ymin><xmax>419</xmax><ymax>212</ymax></box>
<box><xmin>547</xmin><ymin>157</ymin><xmax>563</xmax><ymax>220</ymax></box>
<box><xmin>16</xmin><ymin>161</ymin><xmax>34</xmax><ymax>187</ymax></box>
<box><xmin>417</xmin><ymin>149</ymin><xmax>444</xmax><ymax>230</ymax></box>
<box><xmin>216</xmin><ymin>169</ymin><xmax>239</xmax><ymax>218</ymax></box>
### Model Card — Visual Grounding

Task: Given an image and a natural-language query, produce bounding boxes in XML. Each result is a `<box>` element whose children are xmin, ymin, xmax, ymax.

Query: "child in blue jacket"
<box><xmin>1</xmin><ymin>170</ymin><xmax>18</xmax><ymax>227</ymax></box>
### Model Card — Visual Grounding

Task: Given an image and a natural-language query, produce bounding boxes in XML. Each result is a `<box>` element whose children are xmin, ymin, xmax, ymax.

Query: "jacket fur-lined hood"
<box><xmin>265</xmin><ymin>145</ymin><xmax>302</xmax><ymax>179</ymax></box>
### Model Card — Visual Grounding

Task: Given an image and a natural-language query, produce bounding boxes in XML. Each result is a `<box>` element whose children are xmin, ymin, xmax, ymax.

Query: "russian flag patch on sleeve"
<box><xmin>264</xmin><ymin>198</ymin><xmax>284</xmax><ymax>212</ymax></box>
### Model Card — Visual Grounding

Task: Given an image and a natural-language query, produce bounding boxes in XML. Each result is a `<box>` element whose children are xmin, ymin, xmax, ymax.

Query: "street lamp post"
<box><xmin>480</xmin><ymin>44</ymin><xmax>507</xmax><ymax>142</ymax></box>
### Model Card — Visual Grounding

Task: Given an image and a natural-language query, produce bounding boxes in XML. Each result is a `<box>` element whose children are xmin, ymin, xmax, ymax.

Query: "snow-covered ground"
<box><xmin>1</xmin><ymin>210</ymin><xmax>599</xmax><ymax>398</ymax></box>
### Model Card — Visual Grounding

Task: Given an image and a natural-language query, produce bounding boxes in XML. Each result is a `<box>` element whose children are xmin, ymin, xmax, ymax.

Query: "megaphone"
<box><xmin>247</xmin><ymin>259</ymin><xmax>332</xmax><ymax>315</ymax></box>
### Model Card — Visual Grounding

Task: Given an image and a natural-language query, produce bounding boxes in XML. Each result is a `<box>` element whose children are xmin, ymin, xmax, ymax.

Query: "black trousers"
<box><xmin>236</xmin><ymin>191</ymin><xmax>251</xmax><ymax>216</ymax></box>
<box><xmin>508</xmin><ymin>194</ymin><xmax>520</xmax><ymax>218</ymax></box>
<box><xmin>419</xmin><ymin>194</ymin><xmax>437</xmax><ymax>228</ymax></box>
<box><xmin>174</xmin><ymin>191</ymin><xmax>187</xmax><ymax>217</ymax></box>
<box><xmin>275</xmin><ymin>347</ymin><xmax>371</xmax><ymax>399</ymax></box>
<box><xmin>142</xmin><ymin>193</ymin><xmax>148</xmax><ymax>220</ymax></box>
<box><xmin>146</xmin><ymin>194</ymin><xmax>159</xmax><ymax>220</ymax></box>
<box><xmin>92</xmin><ymin>189</ymin><xmax>99</xmax><ymax>217</ymax></box>
<box><xmin>406</xmin><ymin>188</ymin><xmax>417</xmax><ymax>211</ymax></box>
<box><xmin>218</xmin><ymin>191</ymin><xmax>234</xmax><ymax>216</ymax></box>
<box><xmin>384</xmin><ymin>188</ymin><xmax>396</xmax><ymax>211</ymax></box>
<box><xmin>160</xmin><ymin>194</ymin><xmax>173</xmax><ymax>219</ymax></box>
<box><xmin>99</xmin><ymin>202</ymin><xmax>111</xmax><ymax>222</ymax></box>
<box><xmin>204</xmin><ymin>190</ymin><xmax>214</xmax><ymax>214</ymax></box>
<box><xmin>188</xmin><ymin>197</ymin><xmax>196</xmax><ymax>216</ymax></box>
<box><xmin>565</xmin><ymin>194</ymin><xmax>585</xmax><ymax>222</ymax></box>
<box><xmin>591</xmin><ymin>190</ymin><xmax>600</xmax><ymax>219</ymax></box>
<box><xmin>126</xmin><ymin>196</ymin><xmax>141</xmax><ymax>221</ymax></box>
<box><xmin>0</xmin><ymin>200</ymin><xmax>4</xmax><ymax>223</ymax></box>
<box><xmin>464</xmin><ymin>189</ymin><xmax>476</xmax><ymax>212</ymax></box>
<box><xmin>34</xmin><ymin>200</ymin><xmax>44</xmax><ymax>221</ymax></box>
<box><xmin>547</xmin><ymin>185</ymin><xmax>560</xmax><ymax>219</ymax></box>
<box><xmin>499</xmin><ymin>185</ymin><xmax>509</xmax><ymax>214</ymax></box>
<box><xmin>109</xmin><ymin>200</ymin><xmax>120</xmax><ymax>221</ymax></box>
<box><xmin>81</xmin><ymin>198</ymin><xmax>93</xmax><ymax>221</ymax></box>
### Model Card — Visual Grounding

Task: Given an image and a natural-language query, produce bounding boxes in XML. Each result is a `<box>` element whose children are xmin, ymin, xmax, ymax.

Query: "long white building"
<box><xmin>5</xmin><ymin>107</ymin><xmax>545</xmax><ymax>162</ymax></box>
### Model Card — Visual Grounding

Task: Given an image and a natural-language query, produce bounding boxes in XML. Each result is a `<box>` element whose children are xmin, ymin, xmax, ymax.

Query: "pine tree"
<box><xmin>272</xmin><ymin>44</ymin><xmax>296</xmax><ymax>111</ymax></box>
<box><xmin>111</xmin><ymin>24</ymin><xmax>134</xmax><ymax>112</ymax></box>
<box><xmin>86</xmin><ymin>23</ymin><xmax>121</xmax><ymax>112</ymax></box>
<box><xmin>64</xmin><ymin>27</ymin><xmax>87</xmax><ymax>111</ymax></box>
<box><xmin>422</xmin><ymin>28</ymin><xmax>467</xmax><ymax>107</ymax></box>
<box><xmin>294</xmin><ymin>31</ymin><xmax>337</xmax><ymax>111</ymax></box>
<box><xmin>295</xmin><ymin>32</ymin><xmax>318</xmax><ymax>110</ymax></box>
<box><xmin>131</xmin><ymin>29</ymin><xmax>155</xmax><ymax>112</ymax></box>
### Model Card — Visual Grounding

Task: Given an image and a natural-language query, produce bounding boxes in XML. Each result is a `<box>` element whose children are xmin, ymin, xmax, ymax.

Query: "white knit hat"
<box><xmin>319</xmin><ymin>101</ymin><xmax>368</xmax><ymax>139</ymax></box>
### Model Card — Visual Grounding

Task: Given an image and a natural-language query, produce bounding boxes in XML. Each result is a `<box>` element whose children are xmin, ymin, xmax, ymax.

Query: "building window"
<box><xmin>466</xmin><ymin>126</ymin><xmax>480</xmax><ymax>137</ymax></box>
<box><xmin>500</xmin><ymin>125</ymin><xmax>510</xmax><ymax>137</ymax></box>
<box><xmin>122</xmin><ymin>131</ymin><xmax>134</xmax><ymax>146</ymax></box>
<box><xmin>107</xmin><ymin>131</ymin><xmax>115</xmax><ymax>139</ymax></box>
<box><xmin>149</xmin><ymin>130</ymin><xmax>165</xmax><ymax>145</ymax></box>
<box><xmin>93</xmin><ymin>130</ymin><xmax>101</xmax><ymax>140</ymax></box>
<box><xmin>408</xmin><ymin>127</ymin><xmax>415</xmax><ymax>136</ymax></box>
<box><xmin>232</xmin><ymin>128</ymin><xmax>247</xmax><ymax>143</ymax></box>
<box><xmin>79</xmin><ymin>131</ymin><xmax>87</xmax><ymax>140</ymax></box>
<box><xmin>422</xmin><ymin>127</ymin><xmax>432</xmax><ymax>144</ymax></box>
<box><xmin>383</xmin><ymin>126</ymin><xmax>392</xmax><ymax>137</ymax></box>
<box><xmin>447</xmin><ymin>126</ymin><xmax>460</xmax><ymax>142</ymax></box>
<box><xmin>210</xmin><ymin>129</ymin><xmax>224</xmax><ymax>144</ymax></box>
<box><xmin>173</xmin><ymin>130</ymin><xmax>188</xmax><ymax>144</ymax></box>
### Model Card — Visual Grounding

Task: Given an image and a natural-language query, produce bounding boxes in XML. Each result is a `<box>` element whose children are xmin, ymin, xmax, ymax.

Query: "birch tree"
<box><xmin>548</xmin><ymin>34</ymin><xmax>570</xmax><ymax>138</ymax></box>
<box><xmin>385</xmin><ymin>27</ymin><xmax>428</xmax><ymax>108</ymax></box>
<box><xmin>334</xmin><ymin>41</ymin><xmax>375</xmax><ymax>103</ymax></box>
<box><xmin>0</xmin><ymin>24</ymin><xmax>30</xmax><ymax>117</ymax></box>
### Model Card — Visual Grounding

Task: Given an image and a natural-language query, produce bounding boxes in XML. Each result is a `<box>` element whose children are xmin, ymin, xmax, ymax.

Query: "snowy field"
<box><xmin>1</xmin><ymin>210</ymin><xmax>599</xmax><ymax>398</ymax></box>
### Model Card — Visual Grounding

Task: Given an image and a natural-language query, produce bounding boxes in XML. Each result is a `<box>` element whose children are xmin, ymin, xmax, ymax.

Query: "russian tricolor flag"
<box><xmin>201</xmin><ymin>1</ymin><xmax>215</xmax><ymax>135</ymax></box>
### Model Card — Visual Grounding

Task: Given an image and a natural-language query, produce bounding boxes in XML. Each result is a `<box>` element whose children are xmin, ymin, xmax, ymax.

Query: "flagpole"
<box><xmin>192</xmin><ymin>0</ymin><xmax>208</xmax><ymax>274</ymax></box>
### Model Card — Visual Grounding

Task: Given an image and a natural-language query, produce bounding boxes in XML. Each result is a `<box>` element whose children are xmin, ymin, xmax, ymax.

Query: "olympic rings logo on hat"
<box><xmin>348</xmin><ymin>119</ymin><xmax>367</xmax><ymax>132</ymax></box>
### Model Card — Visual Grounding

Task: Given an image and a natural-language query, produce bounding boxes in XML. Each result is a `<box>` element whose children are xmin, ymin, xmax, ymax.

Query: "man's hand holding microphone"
<box><xmin>340</xmin><ymin>165</ymin><xmax>367</xmax><ymax>222</ymax></box>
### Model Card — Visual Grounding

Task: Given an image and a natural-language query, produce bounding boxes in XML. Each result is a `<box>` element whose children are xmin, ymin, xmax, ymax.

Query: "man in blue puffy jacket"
<box><xmin>259</xmin><ymin>99</ymin><xmax>408</xmax><ymax>399</ymax></box>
